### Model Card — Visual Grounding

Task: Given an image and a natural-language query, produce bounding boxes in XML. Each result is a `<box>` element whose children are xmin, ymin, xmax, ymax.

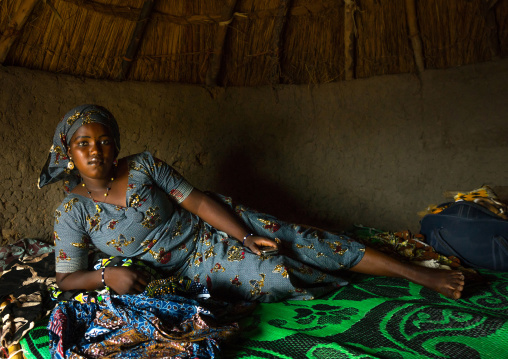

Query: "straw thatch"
<box><xmin>1</xmin><ymin>0</ymin><xmax>507</xmax><ymax>86</ymax></box>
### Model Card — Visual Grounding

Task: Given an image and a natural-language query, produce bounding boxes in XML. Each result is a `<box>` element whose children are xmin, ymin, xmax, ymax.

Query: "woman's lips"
<box><xmin>88</xmin><ymin>158</ymin><xmax>104</xmax><ymax>165</ymax></box>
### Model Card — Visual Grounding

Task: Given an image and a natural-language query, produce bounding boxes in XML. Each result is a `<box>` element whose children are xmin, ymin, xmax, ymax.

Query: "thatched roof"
<box><xmin>1</xmin><ymin>0</ymin><xmax>507</xmax><ymax>86</ymax></box>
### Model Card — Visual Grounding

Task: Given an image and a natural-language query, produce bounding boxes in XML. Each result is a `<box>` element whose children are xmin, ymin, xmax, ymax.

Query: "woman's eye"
<box><xmin>77</xmin><ymin>141</ymin><xmax>88</xmax><ymax>146</ymax></box>
<box><xmin>101</xmin><ymin>139</ymin><xmax>111</xmax><ymax>145</ymax></box>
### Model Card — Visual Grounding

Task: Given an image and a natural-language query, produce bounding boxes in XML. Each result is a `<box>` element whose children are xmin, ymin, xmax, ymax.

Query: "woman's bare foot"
<box><xmin>350</xmin><ymin>247</ymin><xmax>466</xmax><ymax>299</ymax></box>
<box><xmin>405</xmin><ymin>266</ymin><xmax>465</xmax><ymax>299</ymax></box>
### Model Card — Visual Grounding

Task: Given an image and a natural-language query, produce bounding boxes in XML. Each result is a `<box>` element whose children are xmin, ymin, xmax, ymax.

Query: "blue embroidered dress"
<box><xmin>54</xmin><ymin>152</ymin><xmax>365</xmax><ymax>302</ymax></box>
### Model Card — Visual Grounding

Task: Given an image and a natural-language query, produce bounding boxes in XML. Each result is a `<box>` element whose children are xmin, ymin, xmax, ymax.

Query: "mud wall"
<box><xmin>0</xmin><ymin>59</ymin><xmax>507</xmax><ymax>245</ymax></box>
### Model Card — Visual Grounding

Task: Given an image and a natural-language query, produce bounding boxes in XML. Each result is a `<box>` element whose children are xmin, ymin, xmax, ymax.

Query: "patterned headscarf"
<box><xmin>38</xmin><ymin>104</ymin><xmax>121</xmax><ymax>191</ymax></box>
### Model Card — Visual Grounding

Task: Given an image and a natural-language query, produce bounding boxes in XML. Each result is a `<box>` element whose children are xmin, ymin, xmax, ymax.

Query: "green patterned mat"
<box><xmin>19</xmin><ymin>270</ymin><xmax>508</xmax><ymax>359</ymax></box>
<box><xmin>19</xmin><ymin>319</ymin><xmax>51</xmax><ymax>359</ymax></box>
<box><xmin>223</xmin><ymin>270</ymin><xmax>508</xmax><ymax>359</ymax></box>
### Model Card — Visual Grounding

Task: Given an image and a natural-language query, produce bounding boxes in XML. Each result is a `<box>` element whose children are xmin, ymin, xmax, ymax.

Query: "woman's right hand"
<box><xmin>103</xmin><ymin>266</ymin><xmax>150</xmax><ymax>294</ymax></box>
<box><xmin>244</xmin><ymin>235</ymin><xmax>278</xmax><ymax>255</ymax></box>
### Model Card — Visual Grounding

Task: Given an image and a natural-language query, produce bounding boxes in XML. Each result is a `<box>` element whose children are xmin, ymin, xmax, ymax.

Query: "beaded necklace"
<box><xmin>82</xmin><ymin>176</ymin><xmax>115</xmax><ymax>213</ymax></box>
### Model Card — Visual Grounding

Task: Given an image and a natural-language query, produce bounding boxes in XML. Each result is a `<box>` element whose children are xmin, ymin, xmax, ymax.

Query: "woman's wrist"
<box><xmin>101</xmin><ymin>267</ymin><xmax>107</xmax><ymax>288</ymax></box>
<box><xmin>242</xmin><ymin>233</ymin><xmax>254</xmax><ymax>246</ymax></box>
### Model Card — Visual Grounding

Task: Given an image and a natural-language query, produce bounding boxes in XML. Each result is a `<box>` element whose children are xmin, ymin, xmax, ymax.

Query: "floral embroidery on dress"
<box><xmin>128</xmin><ymin>193</ymin><xmax>145</xmax><ymax>208</ymax></box>
<box><xmin>149</xmin><ymin>247</ymin><xmax>171</xmax><ymax>264</ymax></box>
<box><xmin>257</xmin><ymin>218</ymin><xmax>281</xmax><ymax>232</ymax></box>
<box><xmin>106</xmin><ymin>234</ymin><xmax>135</xmax><ymax>254</ymax></box>
<box><xmin>227</xmin><ymin>246</ymin><xmax>245</xmax><ymax>261</ymax></box>
<box><xmin>249</xmin><ymin>274</ymin><xmax>267</xmax><ymax>296</ymax></box>
<box><xmin>329</xmin><ymin>241</ymin><xmax>348</xmax><ymax>255</ymax></box>
<box><xmin>57</xmin><ymin>249</ymin><xmax>71</xmax><ymax>263</ymax></box>
<box><xmin>231</xmin><ymin>275</ymin><xmax>242</xmax><ymax>286</ymax></box>
<box><xmin>172</xmin><ymin>221</ymin><xmax>182</xmax><ymax>237</ymax></box>
<box><xmin>86</xmin><ymin>213</ymin><xmax>101</xmax><ymax>231</ymax></box>
<box><xmin>107</xmin><ymin>220</ymin><xmax>118</xmax><ymax>230</ymax></box>
<box><xmin>211</xmin><ymin>263</ymin><xmax>225</xmax><ymax>273</ymax></box>
<box><xmin>71</xmin><ymin>235</ymin><xmax>90</xmax><ymax>249</ymax></box>
<box><xmin>202</xmin><ymin>231</ymin><xmax>212</xmax><ymax>246</ymax></box>
<box><xmin>142</xmin><ymin>207</ymin><xmax>161</xmax><ymax>229</ymax></box>
<box><xmin>141</xmin><ymin>238</ymin><xmax>157</xmax><ymax>253</ymax></box>
<box><xmin>273</xmin><ymin>264</ymin><xmax>289</xmax><ymax>278</ymax></box>
<box><xmin>178</xmin><ymin>242</ymin><xmax>189</xmax><ymax>252</ymax></box>
<box><xmin>204</xmin><ymin>247</ymin><xmax>215</xmax><ymax>261</ymax></box>
<box><xmin>63</xmin><ymin>198</ymin><xmax>79</xmax><ymax>212</ymax></box>
<box><xmin>53</xmin><ymin>231</ymin><xmax>60</xmax><ymax>244</ymax></box>
<box><xmin>54</xmin><ymin>210</ymin><xmax>62</xmax><ymax>224</ymax></box>
<box><xmin>129</xmin><ymin>160</ymin><xmax>150</xmax><ymax>176</ymax></box>
<box><xmin>193</xmin><ymin>252</ymin><xmax>203</xmax><ymax>267</ymax></box>
<box><xmin>296</xmin><ymin>243</ymin><xmax>315</xmax><ymax>250</ymax></box>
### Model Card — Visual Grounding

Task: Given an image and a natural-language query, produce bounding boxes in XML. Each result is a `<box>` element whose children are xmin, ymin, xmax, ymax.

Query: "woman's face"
<box><xmin>68</xmin><ymin>122</ymin><xmax>117</xmax><ymax>181</ymax></box>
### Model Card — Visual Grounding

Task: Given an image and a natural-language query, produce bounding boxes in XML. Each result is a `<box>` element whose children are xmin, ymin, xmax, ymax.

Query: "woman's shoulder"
<box><xmin>56</xmin><ymin>193</ymin><xmax>86</xmax><ymax>209</ymax></box>
<box><xmin>123</xmin><ymin>151</ymin><xmax>157</xmax><ymax>166</ymax></box>
<box><xmin>123</xmin><ymin>151</ymin><xmax>170</xmax><ymax>174</ymax></box>
<box><xmin>54</xmin><ymin>193</ymin><xmax>89</xmax><ymax>223</ymax></box>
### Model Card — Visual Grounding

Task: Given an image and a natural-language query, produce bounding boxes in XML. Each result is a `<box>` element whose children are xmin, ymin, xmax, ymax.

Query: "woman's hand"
<box><xmin>104</xmin><ymin>266</ymin><xmax>150</xmax><ymax>295</ymax></box>
<box><xmin>244</xmin><ymin>235</ymin><xmax>278</xmax><ymax>255</ymax></box>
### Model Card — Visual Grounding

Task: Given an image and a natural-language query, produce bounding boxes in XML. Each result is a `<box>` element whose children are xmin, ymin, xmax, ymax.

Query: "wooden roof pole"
<box><xmin>344</xmin><ymin>0</ymin><xmax>357</xmax><ymax>81</ymax></box>
<box><xmin>0</xmin><ymin>0</ymin><xmax>39</xmax><ymax>64</ymax></box>
<box><xmin>206</xmin><ymin>0</ymin><xmax>238</xmax><ymax>87</ymax></box>
<box><xmin>405</xmin><ymin>0</ymin><xmax>425</xmax><ymax>74</ymax></box>
<box><xmin>117</xmin><ymin>0</ymin><xmax>155</xmax><ymax>81</ymax></box>
<box><xmin>485</xmin><ymin>0</ymin><xmax>501</xmax><ymax>60</ymax></box>
<box><xmin>270</xmin><ymin>0</ymin><xmax>291</xmax><ymax>84</ymax></box>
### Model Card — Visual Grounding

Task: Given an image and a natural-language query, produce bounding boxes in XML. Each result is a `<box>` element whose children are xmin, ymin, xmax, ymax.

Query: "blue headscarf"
<box><xmin>38</xmin><ymin>104</ymin><xmax>121</xmax><ymax>191</ymax></box>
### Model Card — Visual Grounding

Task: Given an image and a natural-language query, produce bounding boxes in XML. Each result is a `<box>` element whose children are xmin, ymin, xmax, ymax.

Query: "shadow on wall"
<box><xmin>216</xmin><ymin>147</ymin><xmax>333</xmax><ymax>230</ymax></box>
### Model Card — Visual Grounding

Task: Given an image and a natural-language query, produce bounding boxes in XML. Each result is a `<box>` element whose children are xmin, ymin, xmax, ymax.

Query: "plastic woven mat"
<box><xmin>224</xmin><ymin>270</ymin><xmax>508</xmax><ymax>359</ymax></box>
<box><xmin>19</xmin><ymin>270</ymin><xmax>508</xmax><ymax>359</ymax></box>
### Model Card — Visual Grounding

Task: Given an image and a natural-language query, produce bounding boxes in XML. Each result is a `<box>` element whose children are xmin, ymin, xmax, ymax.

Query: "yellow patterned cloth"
<box><xmin>420</xmin><ymin>185</ymin><xmax>508</xmax><ymax>219</ymax></box>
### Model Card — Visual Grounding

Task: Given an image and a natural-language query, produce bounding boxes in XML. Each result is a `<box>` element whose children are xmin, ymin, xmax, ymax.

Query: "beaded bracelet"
<box><xmin>101</xmin><ymin>267</ymin><xmax>107</xmax><ymax>288</ymax></box>
<box><xmin>242</xmin><ymin>233</ymin><xmax>254</xmax><ymax>245</ymax></box>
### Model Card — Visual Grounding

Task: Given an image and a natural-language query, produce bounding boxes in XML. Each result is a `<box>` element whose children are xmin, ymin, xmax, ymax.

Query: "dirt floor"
<box><xmin>0</xmin><ymin>59</ymin><xmax>507</xmax><ymax>245</ymax></box>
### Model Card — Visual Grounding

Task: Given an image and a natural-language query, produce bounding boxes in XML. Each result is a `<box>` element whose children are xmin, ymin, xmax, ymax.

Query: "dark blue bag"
<box><xmin>419</xmin><ymin>201</ymin><xmax>508</xmax><ymax>271</ymax></box>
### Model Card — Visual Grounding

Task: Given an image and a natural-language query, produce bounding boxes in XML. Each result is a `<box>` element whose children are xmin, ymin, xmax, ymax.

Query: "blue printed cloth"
<box><xmin>48</xmin><ymin>279</ymin><xmax>239</xmax><ymax>358</ymax></box>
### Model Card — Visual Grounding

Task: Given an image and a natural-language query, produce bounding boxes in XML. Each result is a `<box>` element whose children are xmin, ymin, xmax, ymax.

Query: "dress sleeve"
<box><xmin>134</xmin><ymin>151</ymin><xmax>194</xmax><ymax>203</ymax></box>
<box><xmin>53</xmin><ymin>197</ymin><xmax>92</xmax><ymax>273</ymax></box>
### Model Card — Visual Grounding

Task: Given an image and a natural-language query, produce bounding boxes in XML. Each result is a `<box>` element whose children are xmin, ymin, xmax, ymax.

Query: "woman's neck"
<box><xmin>82</xmin><ymin>176</ymin><xmax>114</xmax><ymax>192</ymax></box>
<box><xmin>73</xmin><ymin>158</ymin><xmax>129</xmax><ymax>208</ymax></box>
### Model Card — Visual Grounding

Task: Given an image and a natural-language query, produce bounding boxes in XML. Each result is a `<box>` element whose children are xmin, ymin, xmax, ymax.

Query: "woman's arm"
<box><xmin>54</xmin><ymin>196</ymin><xmax>149</xmax><ymax>294</ymax></box>
<box><xmin>56</xmin><ymin>267</ymin><xmax>149</xmax><ymax>294</ymax></box>
<box><xmin>179</xmin><ymin>189</ymin><xmax>277</xmax><ymax>255</ymax></box>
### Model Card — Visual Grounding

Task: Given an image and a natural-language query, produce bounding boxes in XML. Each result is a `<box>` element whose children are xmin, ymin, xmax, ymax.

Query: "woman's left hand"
<box><xmin>244</xmin><ymin>236</ymin><xmax>278</xmax><ymax>255</ymax></box>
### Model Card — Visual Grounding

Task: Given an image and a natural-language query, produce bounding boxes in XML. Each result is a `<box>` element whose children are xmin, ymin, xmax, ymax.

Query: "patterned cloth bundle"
<box><xmin>47</xmin><ymin>256</ymin><xmax>240</xmax><ymax>358</ymax></box>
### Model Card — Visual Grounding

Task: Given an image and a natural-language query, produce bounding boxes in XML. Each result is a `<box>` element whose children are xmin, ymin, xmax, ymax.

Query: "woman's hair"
<box><xmin>38</xmin><ymin>104</ymin><xmax>121</xmax><ymax>191</ymax></box>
